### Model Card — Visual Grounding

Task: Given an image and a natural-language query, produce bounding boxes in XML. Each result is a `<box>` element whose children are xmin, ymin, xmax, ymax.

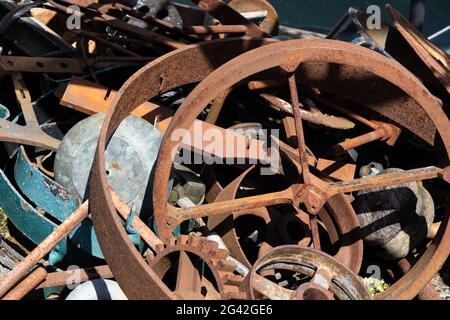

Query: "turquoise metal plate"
<box><xmin>13</xmin><ymin>147</ymin><xmax>143</xmax><ymax>260</ymax></box>
<box><xmin>0</xmin><ymin>170</ymin><xmax>67</xmax><ymax>264</ymax></box>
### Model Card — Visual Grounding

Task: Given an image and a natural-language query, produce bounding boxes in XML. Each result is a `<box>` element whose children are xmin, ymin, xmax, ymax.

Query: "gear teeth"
<box><xmin>185</xmin><ymin>235</ymin><xmax>195</xmax><ymax>245</ymax></box>
<box><xmin>221</xmin><ymin>273</ymin><xmax>244</xmax><ymax>286</ymax></box>
<box><xmin>155</xmin><ymin>243</ymin><xmax>166</xmax><ymax>253</ymax></box>
<box><xmin>167</xmin><ymin>237</ymin><xmax>177</xmax><ymax>247</ymax></box>
<box><xmin>188</xmin><ymin>235</ymin><xmax>204</xmax><ymax>247</ymax></box>
<box><xmin>212</xmin><ymin>258</ymin><xmax>237</xmax><ymax>272</ymax></box>
<box><xmin>214</xmin><ymin>248</ymin><xmax>230</xmax><ymax>260</ymax></box>
<box><xmin>177</xmin><ymin>235</ymin><xmax>190</xmax><ymax>245</ymax></box>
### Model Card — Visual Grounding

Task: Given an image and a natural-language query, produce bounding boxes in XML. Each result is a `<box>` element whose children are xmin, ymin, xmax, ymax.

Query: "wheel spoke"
<box><xmin>288</xmin><ymin>73</ymin><xmax>311</xmax><ymax>185</ymax></box>
<box><xmin>331</xmin><ymin>129</ymin><xmax>386</xmax><ymax>154</ymax></box>
<box><xmin>311</xmin><ymin>266</ymin><xmax>333</xmax><ymax>289</ymax></box>
<box><xmin>253</xmin><ymin>274</ymin><xmax>294</xmax><ymax>300</ymax></box>
<box><xmin>327</xmin><ymin>166</ymin><xmax>443</xmax><ymax>196</ymax></box>
<box><xmin>175</xmin><ymin>251</ymin><xmax>202</xmax><ymax>294</ymax></box>
<box><xmin>170</xmin><ymin>188</ymin><xmax>294</xmax><ymax>225</ymax></box>
<box><xmin>310</xmin><ymin>216</ymin><xmax>321</xmax><ymax>251</ymax></box>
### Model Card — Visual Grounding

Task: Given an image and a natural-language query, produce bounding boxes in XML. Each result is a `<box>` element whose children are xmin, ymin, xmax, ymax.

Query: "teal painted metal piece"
<box><xmin>14</xmin><ymin>147</ymin><xmax>105</xmax><ymax>259</ymax></box>
<box><xmin>0</xmin><ymin>170</ymin><xmax>67</xmax><ymax>264</ymax></box>
<box><xmin>125</xmin><ymin>206</ymin><xmax>144</xmax><ymax>253</ymax></box>
<box><xmin>15</xmin><ymin>147</ymin><xmax>80</xmax><ymax>221</ymax></box>
<box><xmin>0</xmin><ymin>104</ymin><xmax>10</xmax><ymax>120</ymax></box>
<box><xmin>13</xmin><ymin>147</ymin><xmax>143</xmax><ymax>260</ymax></box>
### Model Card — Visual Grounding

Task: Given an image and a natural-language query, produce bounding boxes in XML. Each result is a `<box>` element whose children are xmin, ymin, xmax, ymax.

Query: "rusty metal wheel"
<box><xmin>207</xmin><ymin>164</ymin><xmax>363</xmax><ymax>273</ymax></box>
<box><xmin>149</xmin><ymin>39</ymin><xmax>450</xmax><ymax>300</ymax></box>
<box><xmin>90</xmin><ymin>39</ymin><xmax>450</xmax><ymax>300</ymax></box>
<box><xmin>90</xmin><ymin>38</ymin><xmax>274</xmax><ymax>300</ymax></box>
<box><xmin>246</xmin><ymin>245</ymin><xmax>371</xmax><ymax>300</ymax></box>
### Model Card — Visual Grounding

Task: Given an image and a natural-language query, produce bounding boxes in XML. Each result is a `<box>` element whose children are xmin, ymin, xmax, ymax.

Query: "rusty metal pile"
<box><xmin>0</xmin><ymin>0</ymin><xmax>449</xmax><ymax>301</ymax></box>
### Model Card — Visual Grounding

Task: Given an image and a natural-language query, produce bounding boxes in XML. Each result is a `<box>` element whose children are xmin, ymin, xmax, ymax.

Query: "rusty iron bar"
<box><xmin>287</xmin><ymin>71</ymin><xmax>321</xmax><ymax>250</ymax></box>
<box><xmin>205</xmin><ymin>89</ymin><xmax>231</xmax><ymax>124</ymax></box>
<box><xmin>107</xmin><ymin>2</ymin><xmax>199</xmax><ymax>42</ymax></box>
<box><xmin>397</xmin><ymin>258</ymin><xmax>441</xmax><ymax>300</ymax></box>
<box><xmin>191</xmin><ymin>0</ymin><xmax>268</xmax><ymax>38</ymax></box>
<box><xmin>0</xmin><ymin>201</ymin><xmax>89</xmax><ymax>298</ymax></box>
<box><xmin>333</xmin><ymin>128</ymin><xmax>386</xmax><ymax>152</ymax></box>
<box><xmin>47</xmin><ymin>0</ymin><xmax>185</xmax><ymax>50</ymax></box>
<box><xmin>73</xmin><ymin>30</ymin><xmax>141</xmax><ymax>57</ymax></box>
<box><xmin>287</xmin><ymin>72</ymin><xmax>312</xmax><ymax>186</ymax></box>
<box><xmin>183</xmin><ymin>25</ymin><xmax>249</xmax><ymax>34</ymax></box>
<box><xmin>0</xmin><ymin>72</ymin><xmax>61</xmax><ymax>150</ymax></box>
<box><xmin>36</xmin><ymin>265</ymin><xmax>113</xmax><ymax>289</ymax></box>
<box><xmin>2</xmin><ymin>267</ymin><xmax>48</xmax><ymax>300</ymax></box>
<box><xmin>331</xmin><ymin>123</ymin><xmax>401</xmax><ymax>154</ymax></box>
<box><xmin>258</xmin><ymin>93</ymin><xmax>355</xmax><ymax>130</ymax></box>
<box><xmin>0</xmin><ymin>56</ymin><xmax>152</xmax><ymax>74</ymax></box>
<box><xmin>307</xmin><ymin>93</ymin><xmax>379</xmax><ymax>130</ymax></box>
<box><xmin>111</xmin><ymin>190</ymin><xmax>163</xmax><ymax>251</ymax></box>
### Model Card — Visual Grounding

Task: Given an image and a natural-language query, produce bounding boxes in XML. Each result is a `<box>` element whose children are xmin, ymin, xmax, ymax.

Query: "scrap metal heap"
<box><xmin>0</xmin><ymin>0</ymin><xmax>449</xmax><ymax>300</ymax></box>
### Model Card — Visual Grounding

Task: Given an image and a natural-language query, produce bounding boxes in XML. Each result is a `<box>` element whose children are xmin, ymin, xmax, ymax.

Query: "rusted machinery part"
<box><xmin>207</xmin><ymin>165</ymin><xmax>363</xmax><ymax>273</ymax></box>
<box><xmin>205</xmin><ymin>89</ymin><xmax>231</xmax><ymax>124</ymax></box>
<box><xmin>89</xmin><ymin>38</ymin><xmax>273</xmax><ymax>300</ymax></box>
<box><xmin>246</xmin><ymin>246</ymin><xmax>371</xmax><ymax>300</ymax></box>
<box><xmin>106</xmin><ymin>2</ymin><xmax>198</xmax><ymax>43</ymax></box>
<box><xmin>35</xmin><ymin>153</ymin><xmax>55</xmax><ymax>178</ymax></box>
<box><xmin>2</xmin><ymin>267</ymin><xmax>48</xmax><ymax>300</ymax></box>
<box><xmin>48</xmin><ymin>0</ymin><xmax>185</xmax><ymax>50</ymax></box>
<box><xmin>397</xmin><ymin>258</ymin><xmax>441</xmax><ymax>300</ymax></box>
<box><xmin>0</xmin><ymin>201</ymin><xmax>89</xmax><ymax>298</ymax></box>
<box><xmin>250</xmin><ymin>73</ymin><xmax>439</xmax><ymax>146</ymax></box>
<box><xmin>228</xmin><ymin>0</ymin><xmax>279</xmax><ymax>36</ymax></box>
<box><xmin>149</xmin><ymin>39</ymin><xmax>450</xmax><ymax>300</ymax></box>
<box><xmin>36</xmin><ymin>265</ymin><xmax>113</xmax><ymax>289</ymax></box>
<box><xmin>183</xmin><ymin>24</ymin><xmax>250</xmax><ymax>35</ymax></box>
<box><xmin>151</xmin><ymin>39</ymin><xmax>443</xmax><ymax>236</ymax></box>
<box><xmin>0</xmin><ymin>189</ymin><xmax>149</xmax><ymax>299</ymax></box>
<box><xmin>387</xmin><ymin>5</ymin><xmax>450</xmax><ymax>94</ymax></box>
<box><xmin>0</xmin><ymin>72</ymin><xmax>60</xmax><ymax>150</ymax></box>
<box><xmin>191</xmin><ymin>0</ymin><xmax>268</xmax><ymax>38</ymax></box>
<box><xmin>148</xmin><ymin>235</ymin><xmax>244</xmax><ymax>300</ymax></box>
<box><xmin>0</xmin><ymin>56</ymin><xmax>148</xmax><ymax>74</ymax></box>
<box><xmin>258</xmin><ymin>92</ymin><xmax>356</xmax><ymax>130</ymax></box>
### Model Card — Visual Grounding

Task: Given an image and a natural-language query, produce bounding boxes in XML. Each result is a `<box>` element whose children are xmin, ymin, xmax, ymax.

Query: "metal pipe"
<box><xmin>183</xmin><ymin>25</ymin><xmax>249</xmax><ymax>34</ymax></box>
<box><xmin>2</xmin><ymin>267</ymin><xmax>48</xmax><ymax>300</ymax></box>
<box><xmin>0</xmin><ymin>201</ymin><xmax>89</xmax><ymax>298</ymax></box>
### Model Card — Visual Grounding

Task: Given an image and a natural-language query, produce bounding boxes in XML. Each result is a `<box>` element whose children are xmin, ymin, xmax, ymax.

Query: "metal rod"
<box><xmin>2</xmin><ymin>267</ymin><xmax>48</xmax><ymax>300</ymax></box>
<box><xmin>0</xmin><ymin>201</ymin><xmax>89</xmax><ymax>298</ymax></box>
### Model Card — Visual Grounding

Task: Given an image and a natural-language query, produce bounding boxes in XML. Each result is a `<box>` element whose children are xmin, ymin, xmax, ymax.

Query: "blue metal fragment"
<box><xmin>0</xmin><ymin>170</ymin><xmax>67</xmax><ymax>265</ymax></box>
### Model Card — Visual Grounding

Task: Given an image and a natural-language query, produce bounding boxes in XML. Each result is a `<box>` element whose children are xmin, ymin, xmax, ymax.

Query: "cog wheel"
<box><xmin>246</xmin><ymin>246</ymin><xmax>371</xmax><ymax>300</ymax></box>
<box><xmin>148</xmin><ymin>235</ymin><xmax>245</xmax><ymax>300</ymax></box>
